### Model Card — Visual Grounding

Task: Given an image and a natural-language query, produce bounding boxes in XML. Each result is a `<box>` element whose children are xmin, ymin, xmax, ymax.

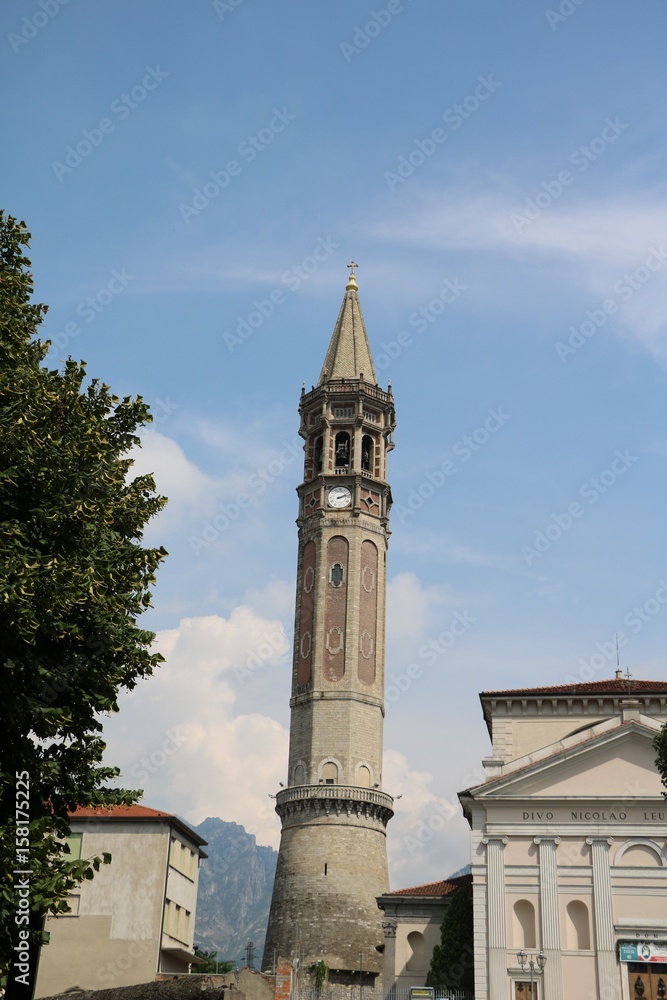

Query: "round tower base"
<box><xmin>263</xmin><ymin>802</ymin><xmax>390</xmax><ymax>978</ymax></box>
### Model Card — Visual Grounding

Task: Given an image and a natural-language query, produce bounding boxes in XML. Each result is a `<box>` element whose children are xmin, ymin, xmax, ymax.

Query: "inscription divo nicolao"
<box><xmin>520</xmin><ymin>810</ymin><xmax>666</xmax><ymax>821</ymax></box>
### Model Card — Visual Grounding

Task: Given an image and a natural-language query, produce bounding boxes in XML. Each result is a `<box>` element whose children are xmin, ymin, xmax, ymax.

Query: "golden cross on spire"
<box><xmin>345</xmin><ymin>260</ymin><xmax>359</xmax><ymax>291</ymax></box>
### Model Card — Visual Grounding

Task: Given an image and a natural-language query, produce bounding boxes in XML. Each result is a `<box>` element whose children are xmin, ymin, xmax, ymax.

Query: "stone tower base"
<box><xmin>263</xmin><ymin>786</ymin><xmax>393</xmax><ymax>980</ymax></box>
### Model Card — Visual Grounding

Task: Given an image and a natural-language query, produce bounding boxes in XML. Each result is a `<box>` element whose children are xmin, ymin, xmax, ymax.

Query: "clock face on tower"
<box><xmin>328</xmin><ymin>486</ymin><xmax>352</xmax><ymax>509</ymax></box>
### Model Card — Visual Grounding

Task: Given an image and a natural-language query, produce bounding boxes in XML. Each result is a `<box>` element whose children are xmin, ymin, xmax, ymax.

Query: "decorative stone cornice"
<box><xmin>275</xmin><ymin>784</ymin><xmax>394</xmax><ymax>828</ymax></box>
<box><xmin>301</xmin><ymin>381</ymin><xmax>393</xmax><ymax>410</ymax></box>
<box><xmin>290</xmin><ymin>690</ymin><xmax>385</xmax><ymax>711</ymax></box>
<box><xmin>482</xmin><ymin>692</ymin><xmax>667</xmax><ymax>725</ymax></box>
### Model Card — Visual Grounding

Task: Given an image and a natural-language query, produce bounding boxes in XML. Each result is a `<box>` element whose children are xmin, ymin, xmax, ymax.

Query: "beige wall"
<box><xmin>36</xmin><ymin>819</ymin><xmax>202</xmax><ymax>996</ymax></box>
<box><xmin>163</xmin><ymin>834</ymin><xmax>201</xmax><ymax>952</ymax></box>
<box><xmin>487</xmin><ymin>691</ymin><xmax>667</xmax><ymax>764</ymax></box>
<box><xmin>393</xmin><ymin>919</ymin><xmax>441</xmax><ymax>989</ymax></box>
<box><xmin>37</xmin><ymin>823</ymin><xmax>168</xmax><ymax>996</ymax></box>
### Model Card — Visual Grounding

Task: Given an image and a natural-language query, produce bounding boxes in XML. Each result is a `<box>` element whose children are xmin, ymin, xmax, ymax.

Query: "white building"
<box><xmin>35</xmin><ymin>804</ymin><xmax>207</xmax><ymax>996</ymax></box>
<box><xmin>459</xmin><ymin>677</ymin><xmax>667</xmax><ymax>1000</ymax></box>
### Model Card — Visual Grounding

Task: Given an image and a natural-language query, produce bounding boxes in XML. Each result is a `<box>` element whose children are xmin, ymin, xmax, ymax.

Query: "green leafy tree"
<box><xmin>654</xmin><ymin>723</ymin><xmax>667</xmax><ymax>796</ymax></box>
<box><xmin>0</xmin><ymin>213</ymin><xmax>167</xmax><ymax>992</ymax></box>
<box><xmin>426</xmin><ymin>883</ymin><xmax>474</xmax><ymax>994</ymax></box>
<box><xmin>192</xmin><ymin>947</ymin><xmax>234</xmax><ymax>974</ymax></box>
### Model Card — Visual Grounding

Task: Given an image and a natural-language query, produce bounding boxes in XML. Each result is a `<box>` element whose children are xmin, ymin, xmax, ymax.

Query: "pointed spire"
<box><xmin>318</xmin><ymin>262</ymin><xmax>377</xmax><ymax>386</ymax></box>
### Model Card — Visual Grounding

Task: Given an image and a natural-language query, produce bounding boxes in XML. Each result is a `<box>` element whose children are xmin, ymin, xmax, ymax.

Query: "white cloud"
<box><xmin>393</xmin><ymin>530</ymin><xmax>525</xmax><ymax>575</ymax></box>
<box><xmin>373</xmin><ymin>190</ymin><xmax>667</xmax><ymax>360</ymax></box>
<box><xmin>386</xmin><ymin>572</ymin><xmax>453</xmax><ymax>642</ymax></box>
<box><xmin>383</xmin><ymin>748</ymin><xmax>474</xmax><ymax>887</ymax></box>
<box><xmin>242</xmin><ymin>579</ymin><xmax>295</xmax><ymax>621</ymax></box>
<box><xmin>129</xmin><ymin>431</ymin><xmax>220</xmax><ymax>529</ymax></box>
<box><xmin>103</xmin><ymin>608</ymin><xmax>290</xmax><ymax>847</ymax></box>
<box><xmin>374</xmin><ymin>191</ymin><xmax>667</xmax><ymax>261</ymax></box>
<box><xmin>127</xmin><ymin>424</ymin><xmax>302</xmax><ymax>551</ymax></box>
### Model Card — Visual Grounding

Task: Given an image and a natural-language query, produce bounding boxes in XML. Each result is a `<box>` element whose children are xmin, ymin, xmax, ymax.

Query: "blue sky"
<box><xmin>4</xmin><ymin>1</ymin><xmax>667</xmax><ymax>886</ymax></box>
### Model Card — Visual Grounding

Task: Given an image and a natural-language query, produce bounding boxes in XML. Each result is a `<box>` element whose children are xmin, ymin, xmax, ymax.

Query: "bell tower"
<box><xmin>263</xmin><ymin>265</ymin><xmax>396</xmax><ymax>983</ymax></box>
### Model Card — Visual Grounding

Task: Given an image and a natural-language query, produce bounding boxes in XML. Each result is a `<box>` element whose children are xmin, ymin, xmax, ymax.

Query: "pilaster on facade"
<box><xmin>482</xmin><ymin>836</ymin><xmax>508</xmax><ymax>998</ymax></box>
<box><xmin>534</xmin><ymin>837</ymin><xmax>563</xmax><ymax>1000</ymax></box>
<box><xmin>587</xmin><ymin>836</ymin><xmax>618</xmax><ymax>999</ymax></box>
<box><xmin>472</xmin><ymin>879</ymin><xmax>489</xmax><ymax>1000</ymax></box>
<box><xmin>381</xmin><ymin>919</ymin><xmax>397</xmax><ymax>997</ymax></box>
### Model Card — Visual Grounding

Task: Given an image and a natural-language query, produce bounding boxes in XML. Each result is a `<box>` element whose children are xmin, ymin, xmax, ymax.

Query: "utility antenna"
<box><xmin>245</xmin><ymin>940</ymin><xmax>255</xmax><ymax>970</ymax></box>
<box><xmin>614</xmin><ymin>635</ymin><xmax>633</xmax><ymax>694</ymax></box>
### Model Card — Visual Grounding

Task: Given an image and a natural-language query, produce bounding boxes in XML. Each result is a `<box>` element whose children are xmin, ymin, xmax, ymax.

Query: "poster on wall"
<box><xmin>620</xmin><ymin>942</ymin><xmax>667</xmax><ymax>963</ymax></box>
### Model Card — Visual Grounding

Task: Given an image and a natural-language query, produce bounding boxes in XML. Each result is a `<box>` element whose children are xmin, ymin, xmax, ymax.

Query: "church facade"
<box><xmin>459</xmin><ymin>678</ymin><xmax>667</xmax><ymax>1000</ymax></box>
<box><xmin>263</xmin><ymin>267</ymin><xmax>395</xmax><ymax>983</ymax></box>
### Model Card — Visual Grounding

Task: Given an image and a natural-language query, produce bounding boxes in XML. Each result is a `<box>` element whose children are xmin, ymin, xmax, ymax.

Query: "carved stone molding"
<box><xmin>276</xmin><ymin>784</ymin><xmax>394</xmax><ymax>830</ymax></box>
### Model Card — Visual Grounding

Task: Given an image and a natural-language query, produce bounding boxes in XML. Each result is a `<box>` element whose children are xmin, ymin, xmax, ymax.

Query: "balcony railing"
<box><xmin>276</xmin><ymin>783</ymin><xmax>394</xmax><ymax>811</ymax></box>
<box><xmin>302</xmin><ymin>381</ymin><xmax>393</xmax><ymax>407</ymax></box>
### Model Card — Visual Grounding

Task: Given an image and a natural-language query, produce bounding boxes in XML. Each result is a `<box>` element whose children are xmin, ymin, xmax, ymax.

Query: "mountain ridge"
<box><xmin>193</xmin><ymin>816</ymin><xmax>277</xmax><ymax>966</ymax></box>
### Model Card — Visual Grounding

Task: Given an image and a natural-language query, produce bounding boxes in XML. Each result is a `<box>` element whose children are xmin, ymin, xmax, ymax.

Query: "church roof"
<box><xmin>384</xmin><ymin>873</ymin><xmax>472</xmax><ymax>897</ymax></box>
<box><xmin>480</xmin><ymin>679</ymin><xmax>667</xmax><ymax>698</ymax></box>
<box><xmin>318</xmin><ymin>269</ymin><xmax>377</xmax><ymax>385</ymax></box>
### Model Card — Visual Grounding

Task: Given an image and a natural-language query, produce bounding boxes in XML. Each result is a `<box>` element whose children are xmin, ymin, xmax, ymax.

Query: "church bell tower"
<box><xmin>263</xmin><ymin>265</ymin><xmax>396</xmax><ymax>983</ymax></box>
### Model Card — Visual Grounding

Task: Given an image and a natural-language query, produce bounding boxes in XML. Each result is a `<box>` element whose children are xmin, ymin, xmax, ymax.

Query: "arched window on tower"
<box><xmin>406</xmin><ymin>931</ymin><xmax>425</xmax><ymax>972</ymax></box>
<box><xmin>313</xmin><ymin>435</ymin><xmax>323</xmax><ymax>475</ymax></box>
<box><xmin>322</xmin><ymin>762</ymin><xmax>338</xmax><ymax>785</ymax></box>
<box><xmin>357</xmin><ymin>765</ymin><xmax>371</xmax><ymax>788</ymax></box>
<box><xmin>361</xmin><ymin>435</ymin><xmax>374</xmax><ymax>472</ymax></box>
<box><xmin>335</xmin><ymin>431</ymin><xmax>350</xmax><ymax>469</ymax></box>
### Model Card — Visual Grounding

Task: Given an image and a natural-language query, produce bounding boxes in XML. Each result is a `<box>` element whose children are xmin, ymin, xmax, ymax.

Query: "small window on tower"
<box><xmin>330</xmin><ymin>562</ymin><xmax>344</xmax><ymax>588</ymax></box>
<box><xmin>335</xmin><ymin>431</ymin><xmax>350</xmax><ymax>469</ymax></box>
<box><xmin>322</xmin><ymin>762</ymin><xmax>338</xmax><ymax>785</ymax></box>
<box><xmin>314</xmin><ymin>436</ymin><xmax>323</xmax><ymax>475</ymax></box>
<box><xmin>361</xmin><ymin>435</ymin><xmax>373</xmax><ymax>472</ymax></box>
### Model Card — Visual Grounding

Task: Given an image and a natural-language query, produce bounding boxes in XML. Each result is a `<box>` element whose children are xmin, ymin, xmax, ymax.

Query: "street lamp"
<box><xmin>516</xmin><ymin>949</ymin><xmax>546</xmax><ymax>998</ymax></box>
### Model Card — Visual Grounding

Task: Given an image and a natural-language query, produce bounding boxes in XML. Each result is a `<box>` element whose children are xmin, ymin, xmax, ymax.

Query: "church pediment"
<box><xmin>471</xmin><ymin>721</ymin><xmax>664</xmax><ymax>800</ymax></box>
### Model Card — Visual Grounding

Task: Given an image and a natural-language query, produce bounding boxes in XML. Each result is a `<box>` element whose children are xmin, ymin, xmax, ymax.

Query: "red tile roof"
<box><xmin>385</xmin><ymin>873</ymin><xmax>472</xmax><ymax>897</ymax></box>
<box><xmin>68</xmin><ymin>804</ymin><xmax>207</xmax><ymax>848</ymax></box>
<box><xmin>70</xmin><ymin>804</ymin><xmax>175</xmax><ymax>819</ymax></box>
<box><xmin>481</xmin><ymin>679</ymin><xmax>667</xmax><ymax>698</ymax></box>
